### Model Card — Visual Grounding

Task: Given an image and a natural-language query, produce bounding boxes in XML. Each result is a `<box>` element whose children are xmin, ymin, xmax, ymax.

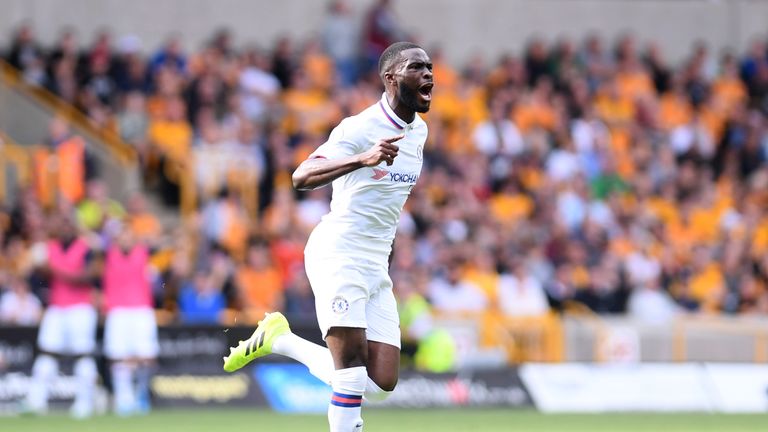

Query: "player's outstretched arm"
<box><xmin>292</xmin><ymin>134</ymin><xmax>404</xmax><ymax>190</ymax></box>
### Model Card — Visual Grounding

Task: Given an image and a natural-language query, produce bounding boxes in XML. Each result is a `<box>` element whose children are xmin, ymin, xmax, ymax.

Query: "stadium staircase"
<box><xmin>0</xmin><ymin>59</ymin><xmax>179</xmax><ymax>226</ymax></box>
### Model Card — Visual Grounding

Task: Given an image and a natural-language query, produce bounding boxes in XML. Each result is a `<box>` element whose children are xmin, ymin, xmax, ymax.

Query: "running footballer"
<box><xmin>224</xmin><ymin>42</ymin><xmax>433</xmax><ymax>432</ymax></box>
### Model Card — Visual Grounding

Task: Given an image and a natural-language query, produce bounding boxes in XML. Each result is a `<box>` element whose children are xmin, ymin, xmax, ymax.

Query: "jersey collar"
<box><xmin>378</xmin><ymin>93</ymin><xmax>413</xmax><ymax>131</ymax></box>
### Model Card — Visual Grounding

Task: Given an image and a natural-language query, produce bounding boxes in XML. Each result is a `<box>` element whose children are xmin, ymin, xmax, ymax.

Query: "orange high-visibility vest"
<box><xmin>57</xmin><ymin>136</ymin><xmax>86</xmax><ymax>203</ymax></box>
<box><xmin>32</xmin><ymin>147</ymin><xmax>56</xmax><ymax>207</ymax></box>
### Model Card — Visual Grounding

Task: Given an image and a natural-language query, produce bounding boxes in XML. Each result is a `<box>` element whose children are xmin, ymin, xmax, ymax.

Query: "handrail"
<box><xmin>672</xmin><ymin>315</ymin><xmax>768</xmax><ymax>363</ymax></box>
<box><xmin>561</xmin><ymin>301</ymin><xmax>616</xmax><ymax>362</ymax></box>
<box><xmin>0</xmin><ymin>130</ymin><xmax>33</xmax><ymax>203</ymax></box>
<box><xmin>0</xmin><ymin>59</ymin><xmax>136</xmax><ymax>165</ymax></box>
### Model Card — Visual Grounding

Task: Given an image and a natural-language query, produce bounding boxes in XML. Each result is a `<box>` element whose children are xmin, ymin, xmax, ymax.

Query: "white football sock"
<box><xmin>363</xmin><ymin>377</ymin><xmax>392</xmax><ymax>403</ymax></box>
<box><xmin>272</xmin><ymin>333</ymin><xmax>334</xmax><ymax>384</ymax></box>
<box><xmin>134</xmin><ymin>364</ymin><xmax>154</xmax><ymax>412</ymax></box>
<box><xmin>71</xmin><ymin>357</ymin><xmax>97</xmax><ymax>418</ymax></box>
<box><xmin>328</xmin><ymin>366</ymin><xmax>366</xmax><ymax>432</ymax></box>
<box><xmin>111</xmin><ymin>362</ymin><xmax>135</xmax><ymax>415</ymax></box>
<box><xmin>27</xmin><ymin>354</ymin><xmax>58</xmax><ymax>413</ymax></box>
<box><xmin>272</xmin><ymin>333</ymin><xmax>394</xmax><ymax>402</ymax></box>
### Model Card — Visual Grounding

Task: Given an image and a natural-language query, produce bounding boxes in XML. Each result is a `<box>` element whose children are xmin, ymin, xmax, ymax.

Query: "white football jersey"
<box><xmin>306</xmin><ymin>93</ymin><xmax>428</xmax><ymax>260</ymax></box>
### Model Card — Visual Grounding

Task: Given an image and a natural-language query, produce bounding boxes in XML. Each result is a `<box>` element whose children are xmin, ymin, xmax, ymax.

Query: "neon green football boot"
<box><xmin>223</xmin><ymin>312</ymin><xmax>291</xmax><ymax>372</ymax></box>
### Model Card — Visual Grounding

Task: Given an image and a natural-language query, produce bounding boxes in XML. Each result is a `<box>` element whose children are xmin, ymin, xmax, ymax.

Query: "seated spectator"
<box><xmin>687</xmin><ymin>246</ymin><xmax>726</xmax><ymax>313</ymax></box>
<box><xmin>178</xmin><ymin>270</ymin><xmax>226</xmax><ymax>324</ymax></box>
<box><xmin>499</xmin><ymin>261</ymin><xmax>550</xmax><ymax>317</ymax></box>
<box><xmin>0</xmin><ymin>275</ymin><xmax>42</xmax><ymax>325</ymax></box>
<box><xmin>147</xmin><ymin>97</ymin><xmax>192</xmax><ymax>161</ymax></box>
<box><xmin>118</xmin><ymin>92</ymin><xmax>150</xmax><ymax>148</ymax></box>
<box><xmin>428</xmin><ymin>263</ymin><xmax>488</xmax><ymax>314</ymax></box>
<box><xmin>235</xmin><ymin>241</ymin><xmax>284</xmax><ymax>320</ymax></box>
<box><xmin>472</xmin><ymin>97</ymin><xmax>524</xmax><ymax>157</ymax></box>
<box><xmin>296</xmin><ymin>188</ymin><xmax>330</xmax><ymax>231</ymax></box>
<box><xmin>76</xmin><ymin>180</ymin><xmax>126</xmax><ymax>231</ymax></box>
<box><xmin>200</xmin><ymin>189</ymin><xmax>249</xmax><ymax>259</ymax></box>
<box><xmin>126</xmin><ymin>193</ymin><xmax>162</xmax><ymax>243</ymax></box>
<box><xmin>573</xmin><ymin>260</ymin><xmax>628</xmax><ymax>313</ymax></box>
<box><xmin>628</xmin><ymin>279</ymin><xmax>680</xmax><ymax>324</ymax></box>
<box><xmin>283</xmin><ymin>267</ymin><xmax>316</xmax><ymax>320</ymax></box>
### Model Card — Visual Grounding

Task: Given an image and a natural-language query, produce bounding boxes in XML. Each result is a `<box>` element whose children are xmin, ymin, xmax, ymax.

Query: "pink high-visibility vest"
<box><xmin>102</xmin><ymin>244</ymin><xmax>153</xmax><ymax>312</ymax></box>
<box><xmin>48</xmin><ymin>238</ymin><xmax>92</xmax><ymax>307</ymax></box>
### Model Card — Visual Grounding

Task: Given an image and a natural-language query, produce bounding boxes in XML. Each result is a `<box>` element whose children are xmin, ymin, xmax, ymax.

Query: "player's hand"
<box><xmin>358</xmin><ymin>134</ymin><xmax>404</xmax><ymax>167</ymax></box>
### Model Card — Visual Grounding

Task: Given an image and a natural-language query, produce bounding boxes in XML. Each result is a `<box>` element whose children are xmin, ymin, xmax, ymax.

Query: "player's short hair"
<box><xmin>378</xmin><ymin>41</ymin><xmax>423</xmax><ymax>78</ymax></box>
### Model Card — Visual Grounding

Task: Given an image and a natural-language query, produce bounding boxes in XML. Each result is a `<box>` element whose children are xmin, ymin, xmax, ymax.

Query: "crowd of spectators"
<box><xmin>2</xmin><ymin>0</ymin><xmax>768</xmax><ymax>332</ymax></box>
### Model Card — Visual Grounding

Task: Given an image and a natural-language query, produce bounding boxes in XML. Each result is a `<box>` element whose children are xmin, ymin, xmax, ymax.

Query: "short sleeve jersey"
<box><xmin>308</xmin><ymin>93</ymin><xmax>428</xmax><ymax>258</ymax></box>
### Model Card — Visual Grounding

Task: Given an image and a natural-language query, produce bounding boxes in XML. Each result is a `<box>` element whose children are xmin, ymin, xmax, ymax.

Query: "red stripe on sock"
<box><xmin>332</xmin><ymin>395</ymin><xmax>363</xmax><ymax>404</ymax></box>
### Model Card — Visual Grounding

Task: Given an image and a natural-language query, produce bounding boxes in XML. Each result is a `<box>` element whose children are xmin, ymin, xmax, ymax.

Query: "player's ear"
<box><xmin>383</xmin><ymin>69</ymin><xmax>396</xmax><ymax>86</ymax></box>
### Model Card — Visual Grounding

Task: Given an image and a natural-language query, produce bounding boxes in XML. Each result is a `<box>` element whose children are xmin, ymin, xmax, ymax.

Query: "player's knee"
<box><xmin>327</xmin><ymin>327</ymin><xmax>369</xmax><ymax>368</ymax></box>
<box><xmin>374</xmin><ymin>375</ymin><xmax>398</xmax><ymax>392</ymax></box>
<box><xmin>338</xmin><ymin>349</ymin><xmax>367</xmax><ymax>369</ymax></box>
<box><xmin>32</xmin><ymin>354</ymin><xmax>58</xmax><ymax>378</ymax></box>
<box><xmin>74</xmin><ymin>357</ymin><xmax>98</xmax><ymax>380</ymax></box>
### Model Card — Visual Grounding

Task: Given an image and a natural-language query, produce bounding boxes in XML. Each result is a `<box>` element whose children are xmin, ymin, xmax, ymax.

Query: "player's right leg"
<box><xmin>105</xmin><ymin>307</ymin><xmax>159</xmax><ymax>416</ymax></box>
<box><xmin>222</xmin><ymin>312</ymin><xmax>291</xmax><ymax>372</ymax></box>
<box><xmin>24</xmin><ymin>307</ymin><xmax>64</xmax><ymax>414</ymax></box>
<box><xmin>68</xmin><ymin>305</ymin><xmax>99</xmax><ymax>419</ymax></box>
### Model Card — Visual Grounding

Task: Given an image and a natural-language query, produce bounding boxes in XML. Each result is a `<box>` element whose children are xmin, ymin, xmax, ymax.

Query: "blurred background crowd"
<box><xmin>1</xmin><ymin>0</ymin><xmax>768</xmax><ymax>334</ymax></box>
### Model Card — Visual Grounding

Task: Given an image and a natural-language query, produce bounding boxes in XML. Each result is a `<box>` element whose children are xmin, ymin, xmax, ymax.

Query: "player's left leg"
<box><xmin>133</xmin><ymin>308</ymin><xmax>160</xmax><ymax>415</ymax></box>
<box><xmin>69</xmin><ymin>305</ymin><xmax>98</xmax><ymax>419</ymax></box>
<box><xmin>359</xmin><ymin>269</ymin><xmax>402</xmax><ymax>401</ymax></box>
<box><xmin>326</xmin><ymin>326</ymin><xmax>368</xmax><ymax>432</ymax></box>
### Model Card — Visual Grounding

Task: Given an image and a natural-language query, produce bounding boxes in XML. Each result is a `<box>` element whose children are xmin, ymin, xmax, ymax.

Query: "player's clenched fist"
<box><xmin>358</xmin><ymin>134</ymin><xmax>404</xmax><ymax>166</ymax></box>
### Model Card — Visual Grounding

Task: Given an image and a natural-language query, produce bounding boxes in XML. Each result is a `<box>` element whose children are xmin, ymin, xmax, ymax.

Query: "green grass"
<box><xmin>1</xmin><ymin>408</ymin><xmax>766</xmax><ymax>432</ymax></box>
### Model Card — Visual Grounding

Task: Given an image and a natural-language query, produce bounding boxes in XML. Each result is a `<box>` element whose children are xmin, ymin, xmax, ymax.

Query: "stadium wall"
<box><xmin>0</xmin><ymin>0</ymin><xmax>766</xmax><ymax>65</ymax></box>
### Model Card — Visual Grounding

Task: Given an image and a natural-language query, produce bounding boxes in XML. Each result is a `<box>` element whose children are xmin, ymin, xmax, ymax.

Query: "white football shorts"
<box><xmin>37</xmin><ymin>304</ymin><xmax>97</xmax><ymax>355</ymax></box>
<box><xmin>304</xmin><ymin>251</ymin><xmax>401</xmax><ymax>349</ymax></box>
<box><xmin>104</xmin><ymin>307</ymin><xmax>159</xmax><ymax>360</ymax></box>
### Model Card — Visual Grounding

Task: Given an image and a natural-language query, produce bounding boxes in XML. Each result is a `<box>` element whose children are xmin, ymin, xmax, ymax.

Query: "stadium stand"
<box><xmin>1</xmin><ymin>7</ymin><xmax>767</xmax><ymax>367</ymax></box>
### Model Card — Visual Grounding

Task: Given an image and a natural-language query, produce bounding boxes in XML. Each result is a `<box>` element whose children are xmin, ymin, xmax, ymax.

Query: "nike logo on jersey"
<box><xmin>371</xmin><ymin>168</ymin><xmax>389</xmax><ymax>180</ymax></box>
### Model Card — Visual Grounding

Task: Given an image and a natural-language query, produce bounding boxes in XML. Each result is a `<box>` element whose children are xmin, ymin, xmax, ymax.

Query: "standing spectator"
<box><xmin>271</xmin><ymin>36</ymin><xmax>295</xmax><ymax>89</ymax></box>
<box><xmin>46</xmin><ymin>28</ymin><xmax>80</xmax><ymax>75</ymax></box>
<box><xmin>362</xmin><ymin>0</ymin><xmax>403</xmax><ymax>72</ymax></box>
<box><xmin>83</xmin><ymin>30</ymin><xmax>115</xmax><ymax>83</ymax></box>
<box><xmin>149</xmin><ymin>35</ymin><xmax>187</xmax><ymax>77</ymax></box>
<box><xmin>6</xmin><ymin>22</ymin><xmax>44</xmax><ymax>77</ymax></box>
<box><xmin>323</xmin><ymin>0</ymin><xmax>359</xmax><ymax>87</ymax></box>
<box><xmin>238</xmin><ymin>47</ymin><xmax>281</xmax><ymax>122</ymax></box>
<box><xmin>525</xmin><ymin>37</ymin><xmax>551</xmax><ymax>87</ymax></box>
<box><xmin>113</xmin><ymin>34</ymin><xmax>148</xmax><ymax>93</ymax></box>
<box><xmin>644</xmin><ymin>41</ymin><xmax>671</xmax><ymax>94</ymax></box>
<box><xmin>46</xmin><ymin>56</ymin><xmax>79</xmax><ymax>104</ymax></box>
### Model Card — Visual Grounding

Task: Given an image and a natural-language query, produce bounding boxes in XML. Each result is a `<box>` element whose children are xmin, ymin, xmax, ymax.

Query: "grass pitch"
<box><xmin>1</xmin><ymin>408</ymin><xmax>766</xmax><ymax>432</ymax></box>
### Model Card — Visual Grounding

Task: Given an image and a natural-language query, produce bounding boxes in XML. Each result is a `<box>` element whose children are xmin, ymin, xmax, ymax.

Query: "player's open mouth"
<box><xmin>418</xmin><ymin>83</ymin><xmax>433</xmax><ymax>101</ymax></box>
